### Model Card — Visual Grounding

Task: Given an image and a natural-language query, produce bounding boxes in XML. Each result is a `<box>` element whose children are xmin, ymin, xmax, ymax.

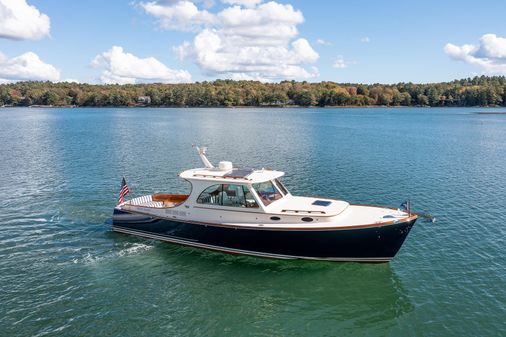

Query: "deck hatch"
<box><xmin>312</xmin><ymin>200</ymin><xmax>332</xmax><ymax>207</ymax></box>
<box><xmin>224</xmin><ymin>168</ymin><xmax>255</xmax><ymax>178</ymax></box>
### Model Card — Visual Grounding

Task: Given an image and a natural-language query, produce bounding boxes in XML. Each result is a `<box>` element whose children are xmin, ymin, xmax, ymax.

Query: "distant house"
<box><xmin>137</xmin><ymin>96</ymin><xmax>151</xmax><ymax>105</ymax></box>
<box><xmin>259</xmin><ymin>100</ymin><xmax>287</xmax><ymax>107</ymax></box>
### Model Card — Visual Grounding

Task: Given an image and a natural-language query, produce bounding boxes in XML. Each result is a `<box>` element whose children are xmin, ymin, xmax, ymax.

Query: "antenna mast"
<box><xmin>194</xmin><ymin>145</ymin><xmax>214</xmax><ymax>168</ymax></box>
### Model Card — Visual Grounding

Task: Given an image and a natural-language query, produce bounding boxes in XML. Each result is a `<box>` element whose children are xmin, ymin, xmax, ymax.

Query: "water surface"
<box><xmin>1</xmin><ymin>107</ymin><xmax>505</xmax><ymax>336</ymax></box>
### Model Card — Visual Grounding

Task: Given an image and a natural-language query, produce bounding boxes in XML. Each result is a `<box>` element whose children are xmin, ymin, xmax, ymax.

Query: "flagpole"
<box><xmin>118</xmin><ymin>176</ymin><xmax>131</xmax><ymax>205</ymax></box>
<box><xmin>125</xmin><ymin>176</ymin><xmax>132</xmax><ymax>199</ymax></box>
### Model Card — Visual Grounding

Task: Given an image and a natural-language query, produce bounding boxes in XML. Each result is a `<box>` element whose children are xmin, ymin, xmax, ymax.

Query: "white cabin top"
<box><xmin>176</xmin><ymin>147</ymin><xmax>350</xmax><ymax>216</ymax></box>
<box><xmin>180</xmin><ymin>167</ymin><xmax>284</xmax><ymax>184</ymax></box>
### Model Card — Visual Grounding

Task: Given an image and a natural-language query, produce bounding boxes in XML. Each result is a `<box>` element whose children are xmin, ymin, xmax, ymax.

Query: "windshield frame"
<box><xmin>274</xmin><ymin>178</ymin><xmax>289</xmax><ymax>196</ymax></box>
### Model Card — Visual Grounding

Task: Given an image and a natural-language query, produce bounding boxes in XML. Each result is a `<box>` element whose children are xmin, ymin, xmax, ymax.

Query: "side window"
<box><xmin>243</xmin><ymin>185</ymin><xmax>259</xmax><ymax>208</ymax></box>
<box><xmin>197</xmin><ymin>184</ymin><xmax>222</xmax><ymax>205</ymax></box>
<box><xmin>222</xmin><ymin>184</ymin><xmax>243</xmax><ymax>207</ymax></box>
<box><xmin>222</xmin><ymin>184</ymin><xmax>259</xmax><ymax>208</ymax></box>
<box><xmin>196</xmin><ymin>184</ymin><xmax>258</xmax><ymax>208</ymax></box>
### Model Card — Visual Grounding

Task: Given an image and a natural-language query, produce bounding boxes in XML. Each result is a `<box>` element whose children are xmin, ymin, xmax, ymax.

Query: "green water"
<box><xmin>1</xmin><ymin>107</ymin><xmax>505</xmax><ymax>336</ymax></box>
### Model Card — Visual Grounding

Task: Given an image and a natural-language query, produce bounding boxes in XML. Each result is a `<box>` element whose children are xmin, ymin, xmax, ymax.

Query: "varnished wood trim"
<box><xmin>152</xmin><ymin>194</ymin><xmax>189</xmax><ymax>203</ymax></box>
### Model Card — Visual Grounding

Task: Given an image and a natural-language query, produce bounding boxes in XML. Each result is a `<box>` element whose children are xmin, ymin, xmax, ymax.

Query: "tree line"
<box><xmin>1</xmin><ymin>76</ymin><xmax>506</xmax><ymax>108</ymax></box>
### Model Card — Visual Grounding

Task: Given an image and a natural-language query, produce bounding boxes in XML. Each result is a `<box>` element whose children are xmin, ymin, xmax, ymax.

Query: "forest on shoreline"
<box><xmin>1</xmin><ymin>76</ymin><xmax>506</xmax><ymax>108</ymax></box>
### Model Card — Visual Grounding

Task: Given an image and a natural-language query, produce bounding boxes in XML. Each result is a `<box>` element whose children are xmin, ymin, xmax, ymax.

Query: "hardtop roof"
<box><xmin>179</xmin><ymin>167</ymin><xmax>285</xmax><ymax>183</ymax></box>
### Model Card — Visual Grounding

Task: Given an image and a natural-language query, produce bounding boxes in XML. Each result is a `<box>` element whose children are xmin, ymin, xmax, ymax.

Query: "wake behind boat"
<box><xmin>112</xmin><ymin>147</ymin><xmax>417</xmax><ymax>262</ymax></box>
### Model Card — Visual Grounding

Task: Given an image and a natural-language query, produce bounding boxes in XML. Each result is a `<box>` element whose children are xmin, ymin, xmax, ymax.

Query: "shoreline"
<box><xmin>2</xmin><ymin>105</ymin><xmax>506</xmax><ymax>109</ymax></box>
<box><xmin>2</xmin><ymin>76</ymin><xmax>506</xmax><ymax>109</ymax></box>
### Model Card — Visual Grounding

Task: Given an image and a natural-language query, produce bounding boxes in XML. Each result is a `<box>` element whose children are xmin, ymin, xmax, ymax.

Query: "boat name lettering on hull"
<box><xmin>165</xmin><ymin>209</ymin><xmax>187</xmax><ymax>217</ymax></box>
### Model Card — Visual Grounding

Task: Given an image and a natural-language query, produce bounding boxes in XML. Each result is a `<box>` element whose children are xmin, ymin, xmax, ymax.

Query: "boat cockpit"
<box><xmin>195</xmin><ymin>177</ymin><xmax>289</xmax><ymax>209</ymax></box>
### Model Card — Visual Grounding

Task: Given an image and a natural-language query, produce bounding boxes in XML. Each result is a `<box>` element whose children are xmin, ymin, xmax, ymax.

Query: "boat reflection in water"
<box><xmin>150</xmin><ymin>247</ymin><xmax>414</xmax><ymax>335</ymax></box>
<box><xmin>112</xmin><ymin>147</ymin><xmax>417</xmax><ymax>262</ymax></box>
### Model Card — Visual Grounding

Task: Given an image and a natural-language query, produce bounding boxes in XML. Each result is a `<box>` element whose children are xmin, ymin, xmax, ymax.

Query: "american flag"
<box><xmin>118</xmin><ymin>177</ymin><xmax>130</xmax><ymax>205</ymax></box>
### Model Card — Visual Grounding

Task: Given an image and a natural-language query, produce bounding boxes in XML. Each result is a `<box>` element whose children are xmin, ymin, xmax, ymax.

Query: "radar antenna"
<box><xmin>193</xmin><ymin>145</ymin><xmax>214</xmax><ymax>168</ymax></box>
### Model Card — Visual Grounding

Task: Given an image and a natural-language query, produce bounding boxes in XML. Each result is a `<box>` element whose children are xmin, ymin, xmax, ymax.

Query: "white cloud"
<box><xmin>333</xmin><ymin>56</ymin><xmax>354</xmax><ymax>69</ymax></box>
<box><xmin>91</xmin><ymin>46</ymin><xmax>192</xmax><ymax>84</ymax></box>
<box><xmin>142</xmin><ymin>0</ymin><xmax>318</xmax><ymax>81</ymax></box>
<box><xmin>475</xmin><ymin>34</ymin><xmax>506</xmax><ymax>58</ymax></box>
<box><xmin>444</xmin><ymin>34</ymin><xmax>506</xmax><ymax>73</ymax></box>
<box><xmin>221</xmin><ymin>0</ymin><xmax>262</xmax><ymax>7</ymax></box>
<box><xmin>140</xmin><ymin>0</ymin><xmax>215</xmax><ymax>32</ymax></box>
<box><xmin>0</xmin><ymin>0</ymin><xmax>50</xmax><ymax>40</ymax></box>
<box><xmin>316</xmin><ymin>38</ymin><xmax>332</xmax><ymax>46</ymax></box>
<box><xmin>0</xmin><ymin>51</ymin><xmax>60</xmax><ymax>81</ymax></box>
<box><xmin>360</xmin><ymin>36</ymin><xmax>370</xmax><ymax>43</ymax></box>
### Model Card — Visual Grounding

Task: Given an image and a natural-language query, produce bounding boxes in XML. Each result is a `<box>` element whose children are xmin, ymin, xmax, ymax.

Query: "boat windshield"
<box><xmin>252</xmin><ymin>180</ymin><xmax>283</xmax><ymax>206</ymax></box>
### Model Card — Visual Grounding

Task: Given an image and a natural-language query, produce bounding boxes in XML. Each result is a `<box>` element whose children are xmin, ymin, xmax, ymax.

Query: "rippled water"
<box><xmin>1</xmin><ymin>107</ymin><xmax>505</xmax><ymax>336</ymax></box>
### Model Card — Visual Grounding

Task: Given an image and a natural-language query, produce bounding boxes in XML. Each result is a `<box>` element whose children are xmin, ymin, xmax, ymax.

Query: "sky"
<box><xmin>1</xmin><ymin>0</ymin><xmax>506</xmax><ymax>84</ymax></box>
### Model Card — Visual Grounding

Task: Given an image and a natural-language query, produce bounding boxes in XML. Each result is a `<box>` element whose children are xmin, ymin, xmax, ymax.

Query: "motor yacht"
<box><xmin>112</xmin><ymin>147</ymin><xmax>417</xmax><ymax>262</ymax></box>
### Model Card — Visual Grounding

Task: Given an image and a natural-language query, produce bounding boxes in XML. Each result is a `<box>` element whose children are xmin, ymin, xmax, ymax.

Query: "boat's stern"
<box><xmin>112</xmin><ymin>206</ymin><xmax>156</xmax><ymax>226</ymax></box>
<box><xmin>112</xmin><ymin>193</ymin><xmax>190</xmax><ymax>227</ymax></box>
